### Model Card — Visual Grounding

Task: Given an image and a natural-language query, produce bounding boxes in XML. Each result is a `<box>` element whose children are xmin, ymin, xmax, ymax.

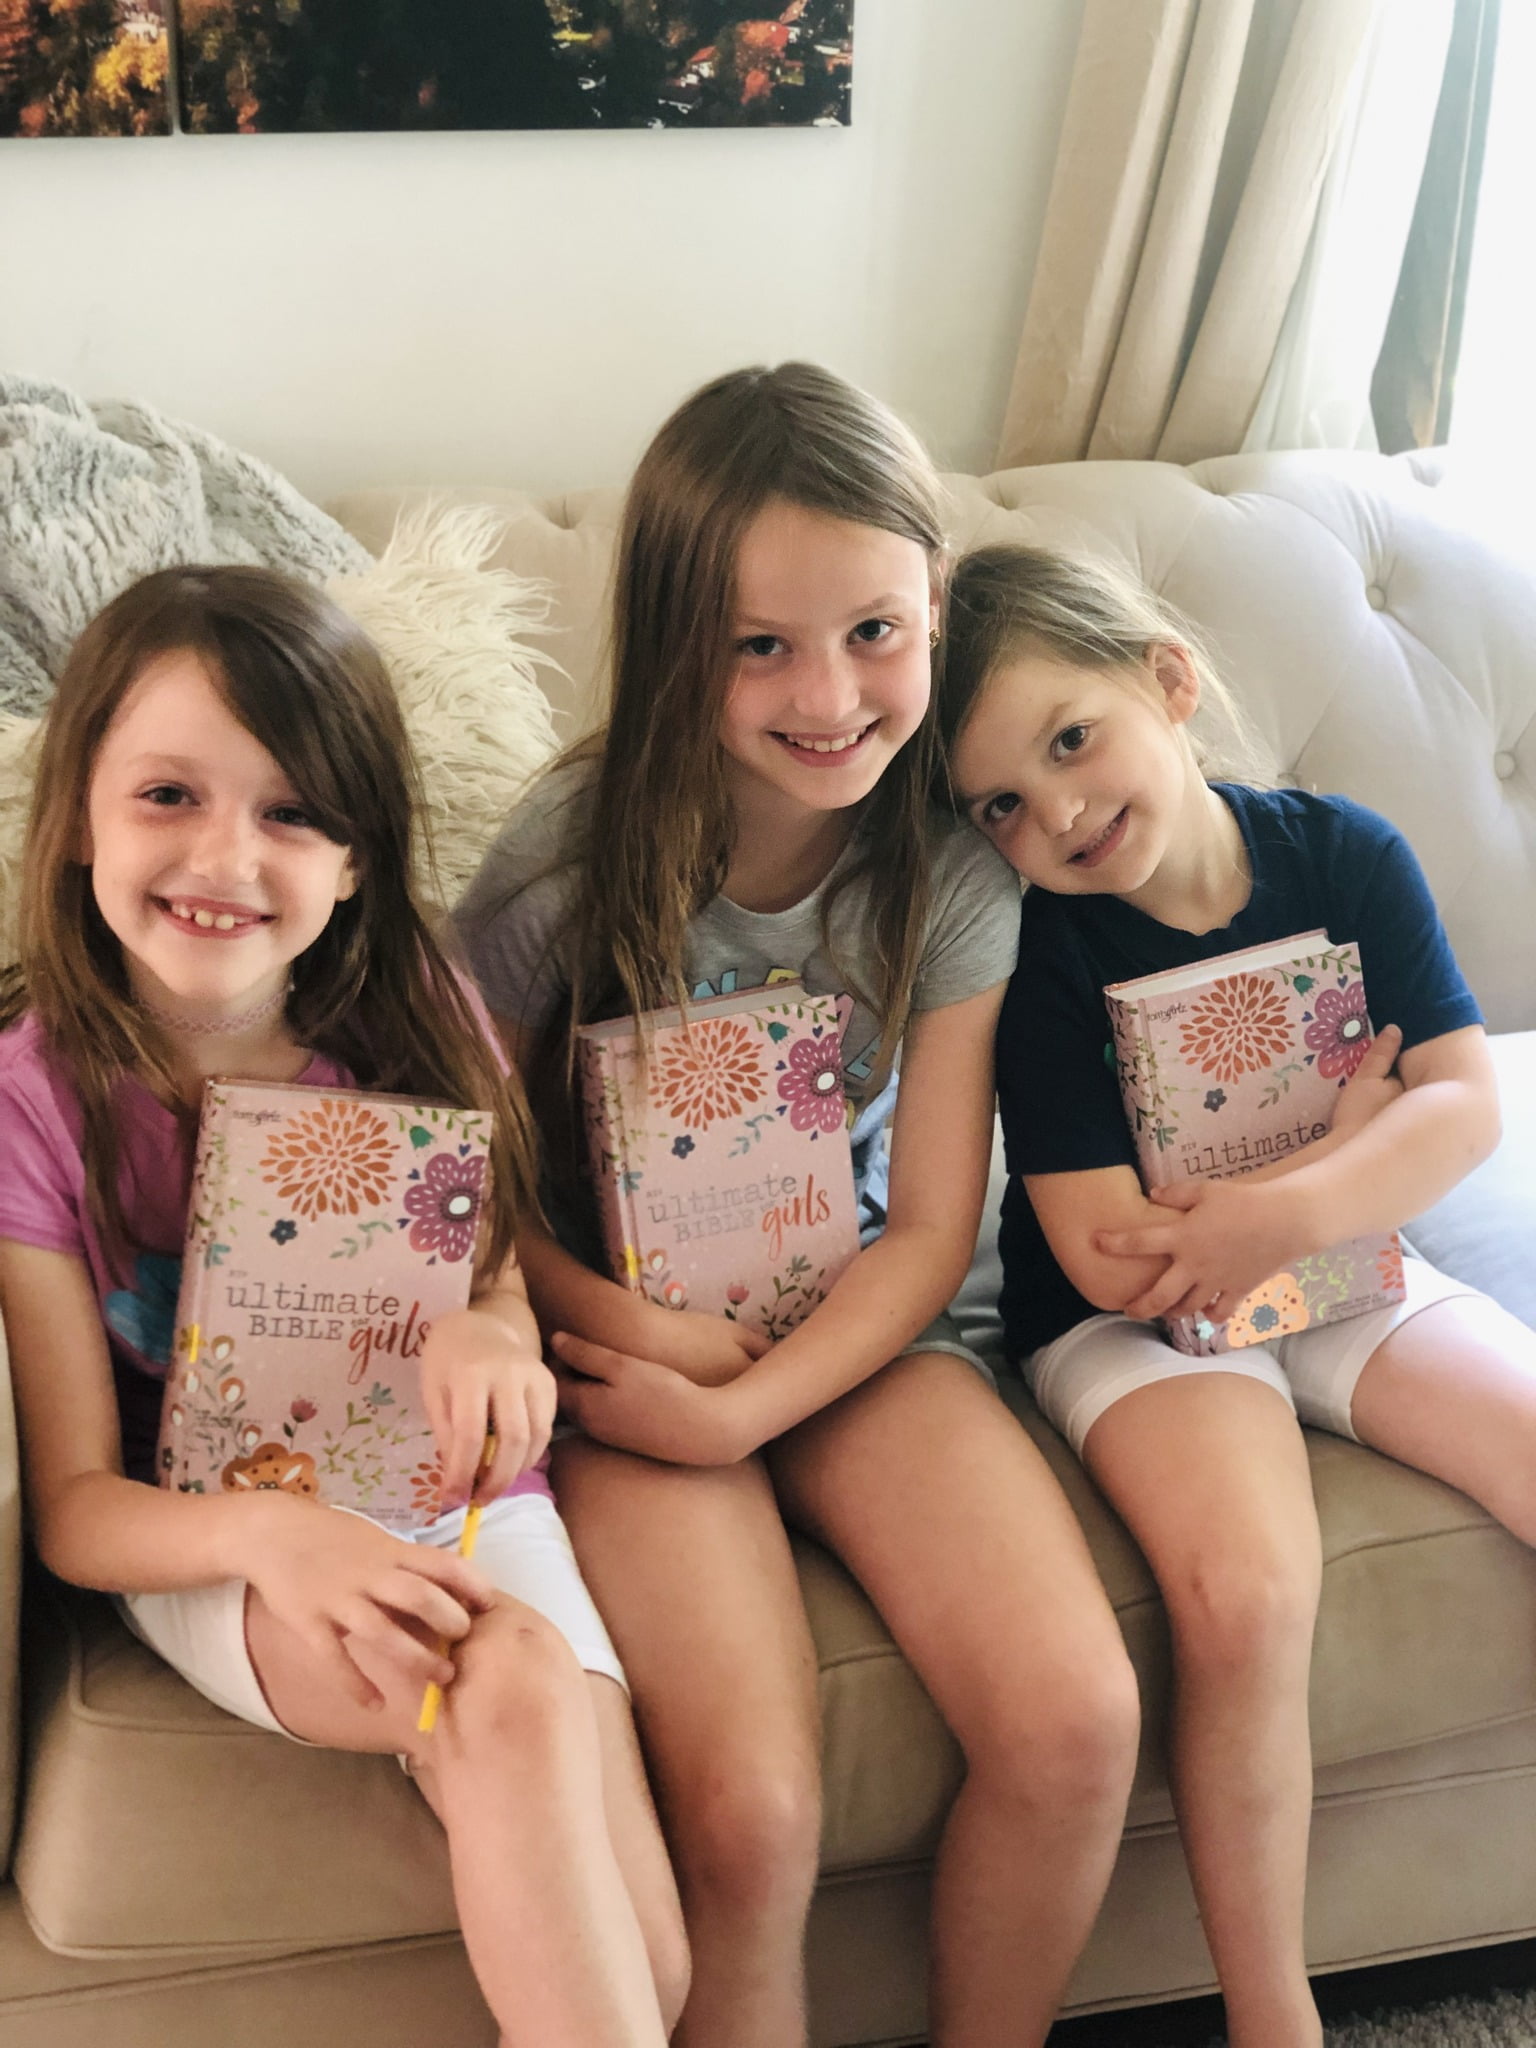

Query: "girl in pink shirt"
<box><xmin>0</xmin><ymin>565</ymin><xmax>686</xmax><ymax>2048</ymax></box>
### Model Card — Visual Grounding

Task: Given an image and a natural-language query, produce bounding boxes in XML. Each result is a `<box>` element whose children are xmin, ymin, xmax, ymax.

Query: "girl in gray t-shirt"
<box><xmin>458</xmin><ymin>363</ymin><xmax>1140</xmax><ymax>2046</ymax></box>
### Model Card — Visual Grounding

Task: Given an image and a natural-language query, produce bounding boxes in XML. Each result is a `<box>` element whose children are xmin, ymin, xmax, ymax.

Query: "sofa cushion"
<box><xmin>15</xmin><ymin>1577</ymin><xmax>457</xmax><ymax>1957</ymax></box>
<box><xmin>1407</xmin><ymin>1031</ymin><xmax>1536</xmax><ymax>1330</ymax></box>
<box><xmin>20</xmin><ymin>1386</ymin><xmax>1536</xmax><ymax>1953</ymax></box>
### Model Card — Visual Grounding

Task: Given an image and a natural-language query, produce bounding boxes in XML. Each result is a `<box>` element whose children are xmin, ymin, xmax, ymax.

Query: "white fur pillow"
<box><xmin>0</xmin><ymin>502</ymin><xmax>563</xmax><ymax>965</ymax></box>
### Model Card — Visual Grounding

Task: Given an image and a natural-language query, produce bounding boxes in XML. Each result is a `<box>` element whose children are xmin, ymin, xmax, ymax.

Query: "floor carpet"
<box><xmin>1047</xmin><ymin>1938</ymin><xmax>1536</xmax><ymax>2046</ymax></box>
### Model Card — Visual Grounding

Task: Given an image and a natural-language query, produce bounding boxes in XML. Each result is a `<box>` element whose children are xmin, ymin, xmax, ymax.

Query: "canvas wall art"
<box><xmin>176</xmin><ymin>1</ymin><xmax>855</xmax><ymax>135</ymax></box>
<box><xmin>0</xmin><ymin>0</ymin><xmax>170</xmax><ymax>136</ymax></box>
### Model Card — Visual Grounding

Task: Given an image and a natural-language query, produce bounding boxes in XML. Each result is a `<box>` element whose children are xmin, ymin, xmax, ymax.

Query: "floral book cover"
<box><xmin>1104</xmin><ymin>930</ymin><xmax>1406</xmax><ymax>1358</ymax></box>
<box><xmin>577</xmin><ymin>982</ymin><xmax>860</xmax><ymax>1341</ymax></box>
<box><xmin>157</xmin><ymin>1081</ymin><xmax>492</xmax><ymax>1531</ymax></box>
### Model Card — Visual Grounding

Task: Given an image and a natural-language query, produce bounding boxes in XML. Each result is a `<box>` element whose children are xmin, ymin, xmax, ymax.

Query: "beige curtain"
<box><xmin>998</xmin><ymin>0</ymin><xmax>1381</xmax><ymax>467</ymax></box>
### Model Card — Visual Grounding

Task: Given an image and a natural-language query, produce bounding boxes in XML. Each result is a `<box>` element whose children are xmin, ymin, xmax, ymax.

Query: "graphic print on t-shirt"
<box><xmin>104</xmin><ymin>1250</ymin><xmax>183</xmax><ymax>1371</ymax></box>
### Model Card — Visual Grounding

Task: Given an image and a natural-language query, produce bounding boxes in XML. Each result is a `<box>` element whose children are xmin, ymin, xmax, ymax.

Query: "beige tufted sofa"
<box><xmin>2</xmin><ymin>449</ymin><xmax>1534</xmax><ymax>2047</ymax></box>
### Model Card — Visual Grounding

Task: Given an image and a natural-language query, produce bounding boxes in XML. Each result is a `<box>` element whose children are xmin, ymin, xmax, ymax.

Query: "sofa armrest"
<box><xmin>0</xmin><ymin>1314</ymin><xmax>19</xmax><ymax>1879</ymax></box>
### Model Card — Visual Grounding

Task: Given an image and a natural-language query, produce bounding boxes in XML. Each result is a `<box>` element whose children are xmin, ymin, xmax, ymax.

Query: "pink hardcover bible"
<box><xmin>1105</xmin><ymin>931</ymin><xmax>1407</xmax><ymax>1356</ymax></box>
<box><xmin>577</xmin><ymin>982</ymin><xmax>860</xmax><ymax>1341</ymax></box>
<box><xmin>157</xmin><ymin>1080</ymin><xmax>492</xmax><ymax>1530</ymax></box>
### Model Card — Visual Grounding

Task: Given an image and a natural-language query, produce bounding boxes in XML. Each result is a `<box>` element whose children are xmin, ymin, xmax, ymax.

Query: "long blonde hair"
<box><xmin>0</xmin><ymin>566</ymin><xmax>541</xmax><ymax>1284</ymax></box>
<box><xmin>936</xmin><ymin>543</ymin><xmax>1270</xmax><ymax>788</ymax></box>
<box><xmin>497</xmin><ymin>362</ymin><xmax>950</xmax><ymax>1127</ymax></box>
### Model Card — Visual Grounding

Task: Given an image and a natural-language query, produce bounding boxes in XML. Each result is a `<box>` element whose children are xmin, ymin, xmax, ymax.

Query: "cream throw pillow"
<box><xmin>0</xmin><ymin>502</ymin><xmax>563</xmax><ymax>965</ymax></box>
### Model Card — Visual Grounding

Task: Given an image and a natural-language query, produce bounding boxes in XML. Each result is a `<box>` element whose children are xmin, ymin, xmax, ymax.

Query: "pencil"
<box><xmin>416</xmin><ymin>1433</ymin><xmax>496</xmax><ymax>1736</ymax></box>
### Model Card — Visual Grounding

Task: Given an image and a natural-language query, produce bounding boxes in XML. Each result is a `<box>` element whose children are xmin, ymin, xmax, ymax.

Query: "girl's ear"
<box><xmin>335</xmin><ymin>855</ymin><xmax>359</xmax><ymax>904</ymax></box>
<box><xmin>1148</xmin><ymin>643</ymin><xmax>1201</xmax><ymax>727</ymax></box>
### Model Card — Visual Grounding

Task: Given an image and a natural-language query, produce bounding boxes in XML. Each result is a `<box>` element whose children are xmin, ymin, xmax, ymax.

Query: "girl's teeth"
<box><xmin>173</xmin><ymin>904</ymin><xmax>246</xmax><ymax>930</ymax></box>
<box><xmin>789</xmin><ymin>731</ymin><xmax>863</xmax><ymax>754</ymax></box>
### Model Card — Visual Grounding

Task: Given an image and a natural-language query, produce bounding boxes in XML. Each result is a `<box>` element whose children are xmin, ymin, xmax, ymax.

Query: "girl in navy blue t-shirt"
<box><xmin>937</xmin><ymin>542</ymin><xmax>1536</xmax><ymax>2048</ymax></box>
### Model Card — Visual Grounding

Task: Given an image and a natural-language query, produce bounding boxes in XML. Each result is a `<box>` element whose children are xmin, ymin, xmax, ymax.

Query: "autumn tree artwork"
<box><xmin>1</xmin><ymin>0</ymin><xmax>170</xmax><ymax>136</ymax></box>
<box><xmin>177</xmin><ymin>0</ymin><xmax>854</xmax><ymax>134</ymax></box>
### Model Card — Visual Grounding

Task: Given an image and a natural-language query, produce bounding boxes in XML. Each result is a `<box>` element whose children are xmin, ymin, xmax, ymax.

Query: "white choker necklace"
<box><xmin>136</xmin><ymin>980</ymin><xmax>293</xmax><ymax>1039</ymax></box>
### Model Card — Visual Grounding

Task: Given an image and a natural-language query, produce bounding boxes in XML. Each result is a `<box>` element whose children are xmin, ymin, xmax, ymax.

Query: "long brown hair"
<box><xmin>936</xmin><ymin>543</ymin><xmax>1270</xmax><ymax>791</ymax></box>
<box><xmin>0</xmin><ymin>565</ymin><xmax>539</xmax><ymax>1284</ymax></box>
<box><xmin>523</xmin><ymin>362</ymin><xmax>949</xmax><ymax>1099</ymax></box>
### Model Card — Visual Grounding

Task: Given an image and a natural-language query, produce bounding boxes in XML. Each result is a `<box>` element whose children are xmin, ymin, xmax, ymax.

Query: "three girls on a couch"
<box><xmin>2</xmin><ymin>361</ymin><xmax>1530</xmax><ymax>2048</ymax></box>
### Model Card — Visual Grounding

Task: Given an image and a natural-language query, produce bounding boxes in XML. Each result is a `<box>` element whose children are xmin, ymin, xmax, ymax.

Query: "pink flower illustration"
<box><xmin>777</xmin><ymin>1034</ymin><xmax>846</xmax><ymax>1133</ymax></box>
<box><xmin>403</xmin><ymin>1152</ymin><xmax>486</xmax><ymax>1263</ymax></box>
<box><xmin>1304</xmin><ymin>983</ymin><xmax>1371</xmax><ymax>1080</ymax></box>
<box><xmin>289</xmin><ymin>1397</ymin><xmax>317</xmax><ymax>1423</ymax></box>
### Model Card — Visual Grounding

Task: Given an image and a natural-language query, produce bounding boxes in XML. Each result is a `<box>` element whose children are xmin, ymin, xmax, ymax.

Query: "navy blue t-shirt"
<box><xmin>996</xmin><ymin>785</ymin><xmax>1484</xmax><ymax>1361</ymax></box>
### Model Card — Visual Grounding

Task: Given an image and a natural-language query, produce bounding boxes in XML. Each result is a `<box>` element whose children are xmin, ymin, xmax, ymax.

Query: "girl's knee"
<box><xmin>447</xmin><ymin>1598</ymin><xmax>588</xmax><ymax>1750</ymax></box>
<box><xmin>670</xmin><ymin>1758</ymin><xmax>822</xmax><ymax>1917</ymax></box>
<box><xmin>1164</xmin><ymin>1545</ymin><xmax>1322</xmax><ymax>1673</ymax></box>
<box><xmin>966</xmin><ymin>1636</ymin><xmax>1141</xmax><ymax>1813</ymax></box>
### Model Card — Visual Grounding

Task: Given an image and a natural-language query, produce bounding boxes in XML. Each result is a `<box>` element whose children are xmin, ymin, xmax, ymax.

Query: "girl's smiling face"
<box><xmin>83</xmin><ymin>650</ymin><xmax>357</xmax><ymax>1022</ymax></box>
<box><xmin>719</xmin><ymin>499</ymin><xmax>937</xmax><ymax>826</ymax></box>
<box><xmin>949</xmin><ymin>643</ymin><xmax>1202</xmax><ymax>899</ymax></box>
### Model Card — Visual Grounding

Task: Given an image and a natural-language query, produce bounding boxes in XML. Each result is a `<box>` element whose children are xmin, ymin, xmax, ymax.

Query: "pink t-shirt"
<box><xmin>0</xmin><ymin>1010</ymin><xmax>551</xmax><ymax>1503</ymax></box>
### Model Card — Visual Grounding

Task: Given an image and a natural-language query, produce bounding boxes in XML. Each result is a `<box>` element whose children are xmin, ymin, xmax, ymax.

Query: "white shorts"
<box><xmin>1025</xmin><ymin>1257</ymin><xmax>1486</xmax><ymax>1459</ymax></box>
<box><xmin>120</xmin><ymin>1491</ymin><xmax>625</xmax><ymax>1740</ymax></box>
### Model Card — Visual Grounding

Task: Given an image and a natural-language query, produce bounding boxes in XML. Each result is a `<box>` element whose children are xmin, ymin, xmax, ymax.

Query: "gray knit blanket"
<box><xmin>0</xmin><ymin>374</ymin><xmax>372</xmax><ymax>716</ymax></box>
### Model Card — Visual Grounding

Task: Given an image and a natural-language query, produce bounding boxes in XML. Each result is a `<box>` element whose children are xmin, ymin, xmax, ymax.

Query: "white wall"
<box><xmin>0</xmin><ymin>0</ymin><xmax>1084</xmax><ymax>501</ymax></box>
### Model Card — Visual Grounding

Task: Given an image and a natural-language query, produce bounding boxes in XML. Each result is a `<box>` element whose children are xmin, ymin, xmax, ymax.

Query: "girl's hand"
<box><xmin>550</xmin><ymin>1331</ymin><xmax>756</xmax><ymax>1465</ymax></box>
<box><xmin>1094</xmin><ymin>1177</ymin><xmax>1305</xmax><ymax>1325</ymax></box>
<box><xmin>244</xmin><ymin>1494</ymin><xmax>495</xmax><ymax>1713</ymax></box>
<box><xmin>639</xmin><ymin>1307</ymin><xmax>771</xmax><ymax>1387</ymax></box>
<box><xmin>1330</xmin><ymin>1022</ymin><xmax>1404</xmax><ymax>1139</ymax></box>
<box><xmin>421</xmin><ymin>1304</ymin><xmax>557</xmax><ymax>1509</ymax></box>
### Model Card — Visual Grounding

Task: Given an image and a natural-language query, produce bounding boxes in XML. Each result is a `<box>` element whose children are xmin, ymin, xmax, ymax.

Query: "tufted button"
<box><xmin>1495</xmin><ymin>751</ymin><xmax>1516</xmax><ymax>779</ymax></box>
<box><xmin>1365</xmin><ymin>583</ymin><xmax>1387</xmax><ymax>609</ymax></box>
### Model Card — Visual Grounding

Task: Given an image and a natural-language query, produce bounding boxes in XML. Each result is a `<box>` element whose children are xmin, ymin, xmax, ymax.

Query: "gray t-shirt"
<box><xmin>455</xmin><ymin>763</ymin><xmax>1021</xmax><ymax>1232</ymax></box>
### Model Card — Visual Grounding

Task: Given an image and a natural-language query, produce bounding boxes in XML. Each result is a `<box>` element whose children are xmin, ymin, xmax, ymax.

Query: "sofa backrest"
<box><xmin>329</xmin><ymin>450</ymin><xmax>1536</xmax><ymax>1034</ymax></box>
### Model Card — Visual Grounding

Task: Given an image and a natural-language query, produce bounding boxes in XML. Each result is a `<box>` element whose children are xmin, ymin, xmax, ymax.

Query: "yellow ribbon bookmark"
<box><xmin>416</xmin><ymin>1433</ymin><xmax>496</xmax><ymax>1736</ymax></box>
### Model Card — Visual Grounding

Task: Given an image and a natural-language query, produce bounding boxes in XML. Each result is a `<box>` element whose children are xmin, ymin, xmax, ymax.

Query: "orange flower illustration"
<box><xmin>1224</xmin><ymin>1273</ymin><xmax>1310</xmax><ymax>1347</ymax></box>
<box><xmin>260</xmin><ymin>1098</ymin><xmax>396</xmax><ymax>1219</ymax></box>
<box><xmin>655</xmin><ymin>1019</ymin><xmax>768</xmax><ymax>1130</ymax></box>
<box><xmin>220</xmin><ymin>1444</ymin><xmax>320</xmax><ymax>1498</ymax></box>
<box><xmin>409</xmin><ymin>1454</ymin><xmax>445</xmax><ymax>1517</ymax></box>
<box><xmin>1179</xmin><ymin>974</ymin><xmax>1292</xmax><ymax>1084</ymax></box>
<box><xmin>1376</xmin><ymin>1239</ymin><xmax>1405</xmax><ymax>1295</ymax></box>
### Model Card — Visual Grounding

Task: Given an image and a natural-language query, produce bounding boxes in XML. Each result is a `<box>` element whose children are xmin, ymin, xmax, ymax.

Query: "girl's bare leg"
<box><xmin>1083</xmin><ymin>1374</ymin><xmax>1323</xmax><ymax>2048</ymax></box>
<box><xmin>587</xmin><ymin>1674</ymin><xmax>693</xmax><ymax>2035</ymax></box>
<box><xmin>554</xmin><ymin>1438</ymin><xmax>823</xmax><ymax>2048</ymax></box>
<box><xmin>1349</xmin><ymin>1295</ymin><xmax>1536</xmax><ymax>1543</ymax></box>
<box><xmin>771</xmin><ymin>1354</ymin><xmax>1141</xmax><ymax>2048</ymax></box>
<box><xmin>248</xmin><ymin>1591</ymin><xmax>676</xmax><ymax>2048</ymax></box>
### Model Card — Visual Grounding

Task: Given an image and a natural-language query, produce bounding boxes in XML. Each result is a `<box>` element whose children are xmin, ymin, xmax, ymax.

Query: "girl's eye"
<box><xmin>140</xmin><ymin>784</ymin><xmax>191</xmax><ymax>808</ymax></box>
<box><xmin>737</xmin><ymin>633</ymin><xmax>785</xmax><ymax>660</ymax></box>
<box><xmin>267</xmin><ymin>804</ymin><xmax>317</xmax><ymax>829</ymax></box>
<box><xmin>1053</xmin><ymin>723</ymin><xmax>1090</xmax><ymax>758</ymax></box>
<box><xmin>981</xmin><ymin>792</ymin><xmax>1020</xmax><ymax>827</ymax></box>
<box><xmin>850</xmin><ymin>618</ymin><xmax>893</xmax><ymax>645</ymax></box>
